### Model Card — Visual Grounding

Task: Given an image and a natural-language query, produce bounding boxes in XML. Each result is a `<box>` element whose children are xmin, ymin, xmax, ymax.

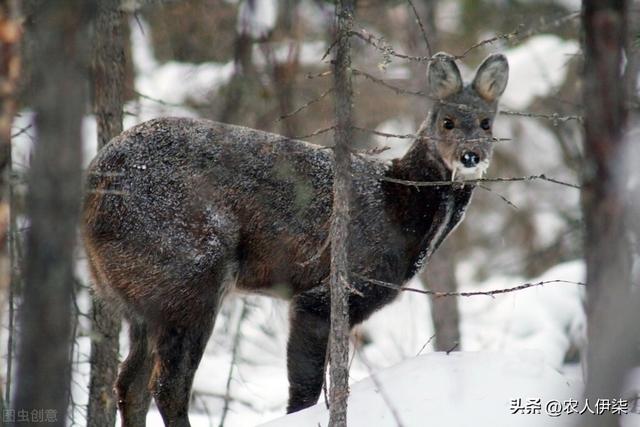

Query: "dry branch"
<box><xmin>377</xmin><ymin>174</ymin><xmax>580</xmax><ymax>190</ymax></box>
<box><xmin>219</xmin><ymin>300</ymin><xmax>249</xmax><ymax>427</ymax></box>
<box><xmin>352</xmin><ymin>272</ymin><xmax>584</xmax><ymax>298</ymax></box>
<box><xmin>405</xmin><ymin>0</ymin><xmax>432</xmax><ymax>56</ymax></box>
<box><xmin>351</xmin><ymin>68</ymin><xmax>582</xmax><ymax>122</ymax></box>
<box><xmin>277</xmin><ymin>88</ymin><xmax>334</xmax><ymax>122</ymax></box>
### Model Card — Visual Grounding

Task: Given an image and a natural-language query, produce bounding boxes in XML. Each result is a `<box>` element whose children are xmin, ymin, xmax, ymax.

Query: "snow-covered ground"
<box><xmin>262</xmin><ymin>351</ymin><xmax>582</xmax><ymax>427</ymax></box>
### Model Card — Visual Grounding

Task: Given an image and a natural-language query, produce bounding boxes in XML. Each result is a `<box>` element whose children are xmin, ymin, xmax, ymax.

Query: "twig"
<box><xmin>10</xmin><ymin>123</ymin><xmax>33</xmax><ymax>139</ymax></box>
<box><xmin>377</xmin><ymin>173</ymin><xmax>581</xmax><ymax>190</ymax></box>
<box><xmin>218</xmin><ymin>300</ymin><xmax>249</xmax><ymax>427</ymax></box>
<box><xmin>306</xmin><ymin>70</ymin><xmax>332</xmax><ymax>79</ymax></box>
<box><xmin>352</xmin><ymin>125</ymin><xmax>510</xmax><ymax>143</ymax></box>
<box><xmin>352</xmin><ymin>11</ymin><xmax>580</xmax><ymax>63</ymax></box>
<box><xmin>501</xmin><ymin>109</ymin><xmax>582</xmax><ymax>123</ymax></box>
<box><xmin>405</xmin><ymin>0</ymin><xmax>432</xmax><ymax>56</ymax></box>
<box><xmin>353</xmin><ymin>272</ymin><xmax>584</xmax><ymax>298</ymax></box>
<box><xmin>351</xmin><ymin>68</ymin><xmax>582</xmax><ymax>122</ymax></box>
<box><xmin>355</xmin><ymin>346</ymin><xmax>405</xmax><ymax>427</ymax></box>
<box><xmin>350</xmin><ymin>30</ymin><xmax>429</xmax><ymax>62</ymax></box>
<box><xmin>457</xmin><ymin>27</ymin><xmax>523</xmax><ymax>59</ymax></box>
<box><xmin>277</xmin><ymin>88</ymin><xmax>334</xmax><ymax>122</ymax></box>
<box><xmin>134</xmin><ymin>90</ymin><xmax>184</xmax><ymax>108</ymax></box>
<box><xmin>192</xmin><ymin>390</ymin><xmax>257</xmax><ymax>410</ymax></box>
<box><xmin>290</xmin><ymin>125</ymin><xmax>336</xmax><ymax>140</ymax></box>
<box><xmin>478</xmin><ymin>184</ymin><xmax>519</xmax><ymax>210</ymax></box>
<box><xmin>322</xmin><ymin>38</ymin><xmax>340</xmax><ymax>62</ymax></box>
<box><xmin>445</xmin><ymin>341</ymin><xmax>459</xmax><ymax>355</ymax></box>
<box><xmin>415</xmin><ymin>333</ymin><xmax>437</xmax><ymax>356</ymax></box>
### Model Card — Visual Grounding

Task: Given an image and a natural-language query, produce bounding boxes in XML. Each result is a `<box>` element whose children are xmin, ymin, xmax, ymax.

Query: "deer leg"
<box><xmin>115</xmin><ymin>318</ymin><xmax>154</xmax><ymax>427</ymax></box>
<box><xmin>286</xmin><ymin>290</ymin><xmax>330</xmax><ymax>413</ymax></box>
<box><xmin>285</xmin><ymin>277</ymin><xmax>400</xmax><ymax>414</ymax></box>
<box><xmin>151</xmin><ymin>316</ymin><xmax>215</xmax><ymax>427</ymax></box>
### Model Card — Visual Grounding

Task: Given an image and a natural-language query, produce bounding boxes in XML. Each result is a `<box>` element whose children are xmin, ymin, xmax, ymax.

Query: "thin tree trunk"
<box><xmin>411</xmin><ymin>0</ymin><xmax>460</xmax><ymax>353</ymax></box>
<box><xmin>423</xmin><ymin>241</ymin><xmax>460</xmax><ymax>351</ymax></box>
<box><xmin>0</xmin><ymin>0</ymin><xmax>21</xmax><ymax>412</ymax></box>
<box><xmin>581</xmin><ymin>1</ymin><xmax>638</xmax><ymax>426</ymax></box>
<box><xmin>329</xmin><ymin>1</ymin><xmax>354</xmax><ymax>425</ymax></box>
<box><xmin>13</xmin><ymin>2</ymin><xmax>94</xmax><ymax>425</ymax></box>
<box><xmin>87</xmin><ymin>1</ymin><xmax>126</xmax><ymax>426</ymax></box>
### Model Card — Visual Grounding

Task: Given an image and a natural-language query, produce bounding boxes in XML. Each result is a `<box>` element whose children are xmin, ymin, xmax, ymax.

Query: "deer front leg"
<box><xmin>286</xmin><ymin>290</ymin><xmax>330</xmax><ymax>413</ymax></box>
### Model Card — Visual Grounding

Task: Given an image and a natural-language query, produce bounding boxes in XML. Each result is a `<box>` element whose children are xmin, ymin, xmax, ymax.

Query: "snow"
<box><xmin>131</xmin><ymin>18</ymin><xmax>235</xmax><ymax>106</ymax></box>
<box><xmin>236</xmin><ymin>0</ymin><xmax>278</xmax><ymax>39</ymax></box>
<box><xmin>260</xmin><ymin>351</ymin><xmax>582</xmax><ymax>427</ymax></box>
<box><xmin>459</xmin><ymin>261</ymin><xmax>586</xmax><ymax>368</ymax></box>
<box><xmin>500</xmin><ymin>35</ymin><xmax>579</xmax><ymax>110</ymax></box>
<box><xmin>372</xmin><ymin>117</ymin><xmax>415</xmax><ymax>160</ymax></box>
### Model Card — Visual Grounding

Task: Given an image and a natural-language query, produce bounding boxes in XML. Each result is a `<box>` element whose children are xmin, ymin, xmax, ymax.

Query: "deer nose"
<box><xmin>460</xmin><ymin>152</ymin><xmax>480</xmax><ymax>168</ymax></box>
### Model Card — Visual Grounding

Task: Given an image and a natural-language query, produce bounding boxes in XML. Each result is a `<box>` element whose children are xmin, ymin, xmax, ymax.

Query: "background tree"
<box><xmin>87</xmin><ymin>1</ymin><xmax>127</xmax><ymax>426</ymax></box>
<box><xmin>13</xmin><ymin>1</ymin><xmax>95</xmax><ymax>425</ymax></box>
<box><xmin>581</xmin><ymin>1</ymin><xmax>640</xmax><ymax>426</ymax></box>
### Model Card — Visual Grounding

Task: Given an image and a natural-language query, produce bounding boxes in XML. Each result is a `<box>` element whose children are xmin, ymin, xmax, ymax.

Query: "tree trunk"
<box><xmin>0</xmin><ymin>0</ymin><xmax>20</xmax><ymax>413</ymax></box>
<box><xmin>329</xmin><ymin>1</ymin><xmax>355</xmax><ymax>425</ymax></box>
<box><xmin>87</xmin><ymin>3</ymin><xmax>126</xmax><ymax>426</ymax></box>
<box><xmin>411</xmin><ymin>0</ymin><xmax>461</xmax><ymax>354</ymax></box>
<box><xmin>581</xmin><ymin>1</ymin><xmax>638</xmax><ymax>426</ymax></box>
<box><xmin>13</xmin><ymin>2</ymin><xmax>94</xmax><ymax>425</ymax></box>
<box><xmin>423</xmin><ymin>241</ymin><xmax>460</xmax><ymax>351</ymax></box>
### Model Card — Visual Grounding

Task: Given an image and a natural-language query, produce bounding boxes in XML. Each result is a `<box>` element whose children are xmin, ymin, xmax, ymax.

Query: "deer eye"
<box><xmin>480</xmin><ymin>118</ymin><xmax>491</xmax><ymax>130</ymax></box>
<box><xmin>443</xmin><ymin>118</ymin><xmax>455</xmax><ymax>130</ymax></box>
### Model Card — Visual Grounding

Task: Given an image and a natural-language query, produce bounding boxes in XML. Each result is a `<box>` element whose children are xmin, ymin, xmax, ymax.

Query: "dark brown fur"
<box><xmin>82</xmin><ymin>53</ymin><xmax>508</xmax><ymax>426</ymax></box>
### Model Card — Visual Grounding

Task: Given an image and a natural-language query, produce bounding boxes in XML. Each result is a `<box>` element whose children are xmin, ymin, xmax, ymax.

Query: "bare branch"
<box><xmin>355</xmin><ymin>345</ymin><xmax>406</xmax><ymax>427</ymax></box>
<box><xmin>290</xmin><ymin>125</ymin><xmax>336</xmax><ymax>140</ymax></box>
<box><xmin>352</xmin><ymin>272</ymin><xmax>584</xmax><ymax>298</ymax></box>
<box><xmin>351</xmin><ymin>11</ymin><xmax>580</xmax><ymax>63</ymax></box>
<box><xmin>277</xmin><ymin>88</ymin><xmax>334</xmax><ymax>122</ymax></box>
<box><xmin>352</xmin><ymin>125</ymin><xmax>511</xmax><ymax>143</ymax></box>
<box><xmin>478</xmin><ymin>183</ymin><xmax>519</xmax><ymax>210</ymax></box>
<box><xmin>415</xmin><ymin>333</ymin><xmax>437</xmax><ymax>356</ymax></box>
<box><xmin>219</xmin><ymin>300</ymin><xmax>249</xmax><ymax>427</ymax></box>
<box><xmin>377</xmin><ymin>173</ymin><xmax>581</xmax><ymax>190</ymax></box>
<box><xmin>501</xmin><ymin>109</ymin><xmax>583</xmax><ymax>123</ymax></box>
<box><xmin>10</xmin><ymin>124</ymin><xmax>33</xmax><ymax>139</ymax></box>
<box><xmin>351</xmin><ymin>68</ymin><xmax>582</xmax><ymax>122</ymax></box>
<box><xmin>305</xmin><ymin>70</ymin><xmax>332</xmax><ymax>80</ymax></box>
<box><xmin>457</xmin><ymin>26</ymin><xmax>523</xmax><ymax>59</ymax></box>
<box><xmin>405</xmin><ymin>0</ymin><xmax>432</xmax><ymax>56</ymax></box>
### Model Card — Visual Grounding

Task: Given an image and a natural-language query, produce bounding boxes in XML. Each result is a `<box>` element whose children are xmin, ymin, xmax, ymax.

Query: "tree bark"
<box><xmin>411</xmin><ymin>0</ymin><xmax>461</xmax><ymax>354</ymax></box>
<box><xmin>87</xmin><ymin>2</ymin><xmax>126</xmax><ymax>426</ymax></box>
<box><xmin>0</xmin><ymin>0</ymin><xmax>21</xmax><ymax>413</ymax></box>
<box><xmin>581</xmin><ymin>1</ymin><xmax>638</xmax><ymax>426</ymax></box>
<box><xmin>423</xmin><ymin>241</ymin><xmax>460</xmax><ymax>351</ymax></box>
<box><xmin>329</xmin><ymin>1</ymin><xmax>355</xmax><ymax>425</ymax></box>
<box><xmin>13</xmin><ymin>2</ymin><xmax>94</xmax><ymax>425</ymax></box>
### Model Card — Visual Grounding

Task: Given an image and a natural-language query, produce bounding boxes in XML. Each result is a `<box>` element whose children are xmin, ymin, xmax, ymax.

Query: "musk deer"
<box><xmin>83</xmin><ymin>52</ymin><xmax>508</xmax><ymax>426</ymax></box>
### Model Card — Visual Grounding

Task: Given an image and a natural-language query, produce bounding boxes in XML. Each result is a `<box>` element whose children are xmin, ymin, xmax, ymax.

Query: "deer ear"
<box><xmin>472</xmin><ymin>53</ymin><xmax>509</xmax><ymax>103</ymax></box>
<box><xmin>428</xmin><ymin>52</ymin><xmax>463</xmax><ymax>99</ymax></box>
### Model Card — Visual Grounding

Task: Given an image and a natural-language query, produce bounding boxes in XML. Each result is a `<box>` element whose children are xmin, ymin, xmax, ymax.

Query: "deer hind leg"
<box><xmin>115</xmin><ymin>318</ymin><xmax>154</xmax><ymax>427</ymax></box>
<box><xmin>148</xmin><ymin>251</ymin><xmax>230</xmax><ymax>426</ymax></box>
<box><xmin>151</xmin><ymin>314</ymin><xmax>216</xmax><ymax>427</ymax></box>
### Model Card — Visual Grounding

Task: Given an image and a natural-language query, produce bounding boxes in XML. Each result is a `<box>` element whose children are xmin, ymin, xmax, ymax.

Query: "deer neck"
<box><xmin>384</xmin><ymin>136</ymin><xmax>473</xmax><ymax>279</ymax></box>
